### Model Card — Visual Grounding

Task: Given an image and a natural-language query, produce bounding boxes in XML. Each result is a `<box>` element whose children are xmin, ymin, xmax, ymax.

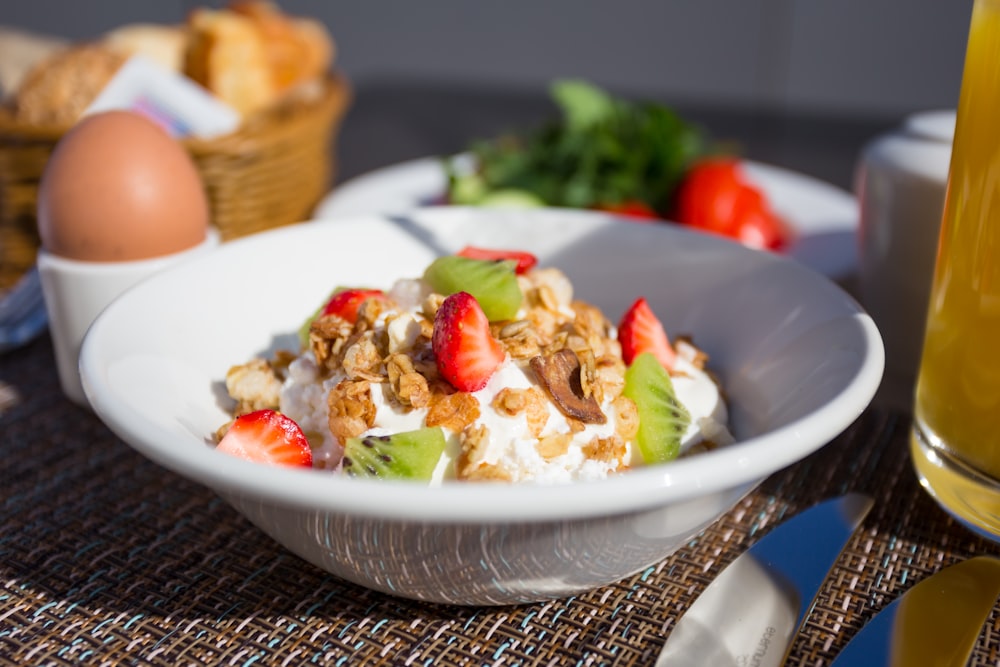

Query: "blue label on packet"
<box><xmin>131</xmin><ymin>94</ymin><xmax>192</xmax><ymax>138</ymax></box>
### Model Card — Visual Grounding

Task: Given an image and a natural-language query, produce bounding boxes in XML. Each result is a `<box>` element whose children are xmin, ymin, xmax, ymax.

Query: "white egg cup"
<box><xmin>38</xmin><ymin>227</ymin><xmax>220</xmax><ymax>407</ymax></box>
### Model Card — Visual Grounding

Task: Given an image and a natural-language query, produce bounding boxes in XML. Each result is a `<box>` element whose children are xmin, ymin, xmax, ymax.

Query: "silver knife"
<box><xmin>830</xmin><ymin>555</ymin><xmax>1000</xmax><ymax>666</ymax></box>
<box><xmin>656</xmin><ymin>493</ymin><xmax>873</xmax><ymax>667</ymax></box>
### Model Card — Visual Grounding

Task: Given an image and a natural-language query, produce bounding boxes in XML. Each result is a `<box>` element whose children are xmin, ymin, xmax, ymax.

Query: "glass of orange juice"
<box><xmin>911</xmin><ymin>0</ymin><xmax>1000</xmax><ymax>538</ymax></box>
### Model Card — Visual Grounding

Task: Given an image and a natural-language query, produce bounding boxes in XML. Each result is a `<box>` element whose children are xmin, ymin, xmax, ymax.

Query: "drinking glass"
<box><xmin>911</xmin><ymin>0</ymin><xmax>1000</xmax><ymax>538</ymax></box>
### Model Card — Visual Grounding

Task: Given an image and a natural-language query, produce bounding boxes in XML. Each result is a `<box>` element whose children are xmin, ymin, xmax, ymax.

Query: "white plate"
<box><xmin>315</xmin><ymin>156</ymin><xmax>859</xmax><ymax>279</ymax></box>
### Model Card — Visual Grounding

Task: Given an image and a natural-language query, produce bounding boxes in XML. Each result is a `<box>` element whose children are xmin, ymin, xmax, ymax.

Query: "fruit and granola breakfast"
<box><xmin>214</xmin><ymin>247</ymin><xmax>733</xmax><ymax>484</ymax></box>
<box><xmin>447</xmin><ymin>80</ymin><xmax>789</xmax><ymax>251</ymax></box>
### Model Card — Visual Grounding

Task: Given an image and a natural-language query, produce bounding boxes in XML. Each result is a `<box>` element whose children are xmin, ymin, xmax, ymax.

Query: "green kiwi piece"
<box><xmin>296</xmin><ymin>285</ymin><xmax>377</xmax><ymax>350</ymax></box>
<box><xmin>342</xmin><ymin>427</ymin><xmax>447</xmax><ymax>480</ymax></box>
<box><xmin>622</xmin><ymin>352</ymin><xmax>691</xmax><ymax>464</ymax></box>
<box><xmin>423</xmin><ymin>255</ymin><xmax>522</xmax><ymax>321</ymax></box>
<box><xmin>297</xmin><ymin>288</ymin><xmax>338</xmax><ymax>350</ymax></box>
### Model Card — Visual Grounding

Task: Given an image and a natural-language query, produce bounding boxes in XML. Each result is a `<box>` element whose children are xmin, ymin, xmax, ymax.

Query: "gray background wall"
<box><xmin>1</xmin><ymin>0</ymin><xmax>976</xmax><ymax>120</ymax></box>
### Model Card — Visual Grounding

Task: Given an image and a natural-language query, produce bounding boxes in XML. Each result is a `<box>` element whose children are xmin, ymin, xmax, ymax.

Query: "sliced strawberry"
<box><xmin>456</xmin><ymin>246</ymin><xmax>538</xmax><ymax>274</ymax></box>
<box><xmin>618</xmin><ymin>297</ymin><xmax>676</xmax><ymax>371</ymax></box>
<box><xmin>432</xmin><ymin>291</ymin><xmax>506</xmax><ymax>391</ymax></box>
<box><xmin>216</xmin><ymin>409</ymin><xmax>313</xmax><ymax>468</ymax></box>
<box><xmin>321</xmin><ymin>288</ymin><xmax>387</xmax><ymax>324</ymax></box>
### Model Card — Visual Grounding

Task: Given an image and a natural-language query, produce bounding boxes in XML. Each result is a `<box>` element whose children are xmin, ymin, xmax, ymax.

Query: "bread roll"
<box><xmin>13</xmin><ymin>43</ymin><xmax>126</xmax><ymax>126</ymax></box>
<box><xmin>293</xmin><ymin>17</ymin><xmax>336</xmax><ymax>84</ymax></box>
<box><xmin>229</xmin><ymin>1</ymin><xmax>334</xmax><ymax>93</ymax></box>
<box><xmin>102</xmin><ymin>23</ymin><xmax>189</xmax><ymax>73</ymax></box>
<box><xmin>0</xmin><ymin>27</ymin><xmax>67</xmax><ymax>101</ymax></box>
<box><xmin>185</xmin><ymin>8</ymin><xmax>275</xmax><ymax>118</ymax></box>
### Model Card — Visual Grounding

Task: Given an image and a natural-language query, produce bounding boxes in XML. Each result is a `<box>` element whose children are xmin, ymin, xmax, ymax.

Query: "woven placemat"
<box><xmin>2</xmin><ymin>335</ymin><xmax>1000</xmax><ymax>666</ymax></box>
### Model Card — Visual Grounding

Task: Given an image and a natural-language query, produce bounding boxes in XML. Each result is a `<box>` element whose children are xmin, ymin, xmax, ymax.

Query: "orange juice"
<box><xmin>912</xmin><ymin>0</ymin><xmax>1000</xmax><ymax>536</ymax></box>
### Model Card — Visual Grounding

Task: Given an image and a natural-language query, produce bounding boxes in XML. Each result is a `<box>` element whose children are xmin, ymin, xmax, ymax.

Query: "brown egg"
<box><xmin>37</xmin><ymin>110</ymin><xmax>209</xmax><ymax>262</ymax></box>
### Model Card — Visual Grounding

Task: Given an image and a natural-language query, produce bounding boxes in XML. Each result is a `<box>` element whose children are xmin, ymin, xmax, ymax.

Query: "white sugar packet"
<box><xmin>84</xmin><ymin>55</ymin><xmax>240</xmax><ymax>139</ymax></box>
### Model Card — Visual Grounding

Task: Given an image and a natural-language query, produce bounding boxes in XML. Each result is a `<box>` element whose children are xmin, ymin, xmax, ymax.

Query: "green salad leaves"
<box><xmin>447</xmin><ymin>80</ymin><xmax>711</xmax><ymax>215</ymax></box>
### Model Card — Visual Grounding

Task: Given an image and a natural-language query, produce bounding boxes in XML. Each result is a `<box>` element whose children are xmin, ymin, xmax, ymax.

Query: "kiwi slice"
<box><xmin>622</xmin><ymin>352</ymin><xmax>691</xmax><ymax>464</ymax></box>
<box><xmin>297</xmin><ymin>288</ymin><xmax>338</xmax><ymax>350</ymax></box>
<box><xmin>342</xmin><ymin>427</ymin><xmax>447</xmax><ymax>480</ymax></box>
<box><xmin>423</xmin><ymin>255</ymin><xmax>522</xmax><ymax>321</ymax></box>
<box><xmin>296</xmin><ymin>285</ymin><xmax>375</xmax><ymax>349</ymax></box>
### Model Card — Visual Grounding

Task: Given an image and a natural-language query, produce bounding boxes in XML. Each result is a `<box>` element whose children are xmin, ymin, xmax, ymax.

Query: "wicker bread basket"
<box><xmin>0</xmin><ymin>71</ymin><xmax>351</xmax><ymax>290</ymax></box>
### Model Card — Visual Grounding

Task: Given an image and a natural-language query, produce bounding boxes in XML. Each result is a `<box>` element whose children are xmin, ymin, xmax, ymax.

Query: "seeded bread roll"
<box><xmin>0</xmin><ymin>27</ymin><xmax>67</xmax><ymax>102</ymax></box>
<box><xmin>13</xmin><ymin>43</ymin><xmax>126</xmax><ymax>126</ymax></box>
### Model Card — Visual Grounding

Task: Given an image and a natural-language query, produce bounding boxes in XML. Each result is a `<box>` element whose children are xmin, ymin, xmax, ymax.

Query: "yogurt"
<box><xmin>280</xmin><ymin>348</ymin><xmax>728</xmax><ymax>484</ymax></box>
<box><xmin>225</xmin><ymin>260</ymin><xmax>733</xmax><ymax>484</ymax></box>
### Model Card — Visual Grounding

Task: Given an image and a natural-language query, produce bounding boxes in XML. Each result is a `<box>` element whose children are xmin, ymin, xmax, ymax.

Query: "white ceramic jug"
<box><xmin>855</xmin><ymin>110</ymin><xmax>955</xmax><ymax>408</ymax></box>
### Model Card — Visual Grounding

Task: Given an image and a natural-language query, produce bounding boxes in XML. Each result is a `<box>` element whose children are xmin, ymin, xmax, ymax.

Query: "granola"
<box><xmin>218</xmin><ymin>250</ymin><xmax>732</xmax><ymax>483</ymax></box>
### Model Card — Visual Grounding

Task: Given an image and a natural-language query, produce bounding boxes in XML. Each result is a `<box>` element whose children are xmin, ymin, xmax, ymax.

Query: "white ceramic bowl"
<box><xmin>80</xmin><ymin>207</ymin><xmax>883</xmax><ymax>606</ymax></box>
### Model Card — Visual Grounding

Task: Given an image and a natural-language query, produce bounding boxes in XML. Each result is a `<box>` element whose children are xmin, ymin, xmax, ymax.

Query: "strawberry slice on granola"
<box><xmin>432</xmin><ymin>291</ymin><xmax>507</xmax><ymax>392</ymax></box>
<box><xmin>618</xmin><ymin>297</ymin><xmax>676</xmax><ymax>371</ymax></box>
<box><xmin>456</xmin><ymin>246</ymin><xmax>538</xmax><ymax>274</ymax></box>
<box><xmin>322</xmin><ymin>288</ymin><xmax>387</xmax><ymax>324</ymax></box>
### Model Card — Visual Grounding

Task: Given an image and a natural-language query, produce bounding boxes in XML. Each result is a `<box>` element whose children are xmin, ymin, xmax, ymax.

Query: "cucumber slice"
<box><xmin>477</xmin><ymin>188</ymin><xmax>546</xmax><ymax>208</ymax></box>
<box><xmin>449</xmin><ymin>172</ymin><xmax>488</xmax><ymax>205</ymax></box>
